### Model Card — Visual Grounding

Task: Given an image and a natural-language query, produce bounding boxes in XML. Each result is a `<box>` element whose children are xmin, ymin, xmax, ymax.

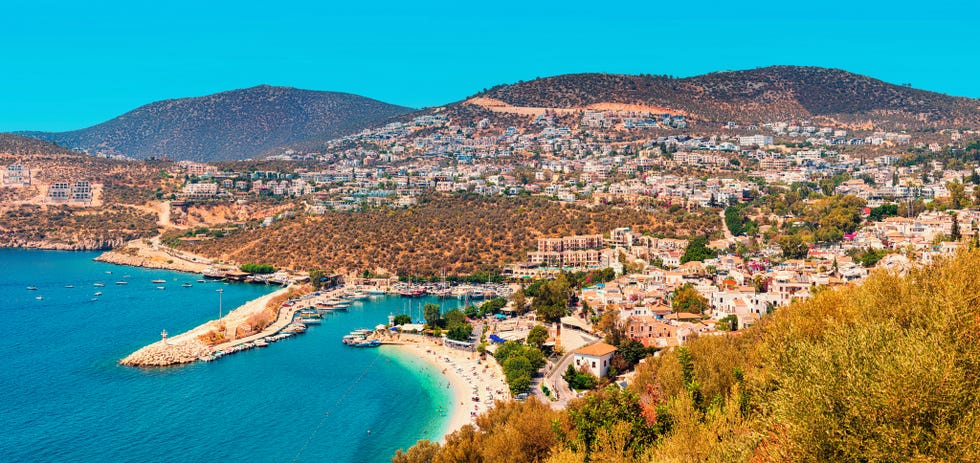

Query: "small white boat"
<box><xmin>152</xmin><ymin>279</ymin><xmax>167</xmax><ymax>284</ymax></box>
<box><xmin>182</xmin><ymin>283</ymin><xmax>193</xmax><ymax>288</ymax></box>
<box><xmin>156</xmin><ymin>286</ymin><xmax>166</xmax><ymax>290</ymax></box>
<box><xmin>115</xmin><ymin>281</ymin><xmax>128</xmax><ymax>285</ymax></box>
<box><xmin>94</xmin><ymin>282</ymin><xmax>105</xmax><ymax>287</ymax></box>
<box><xmin>26</xmin><ymin>286</ymin><xmax>38</xmax><ymax>291</ymax></box>
<box><xmin>94</xmin><ymin>292</ymin><xmax>103</xmax><ymax>296</ymax></box>
<box><xmin>64</xmin><ymin>285</ymin><xmax>74</xmax><ymax>289</ymax></box>
<box><xmin>35</xmin><ymin>296</ymin><xmax>43</xmax><ymax>300</ymax></box>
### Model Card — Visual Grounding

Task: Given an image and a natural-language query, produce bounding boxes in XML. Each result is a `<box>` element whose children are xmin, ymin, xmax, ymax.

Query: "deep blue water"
<box><xmin>0</xmin><ymin>249</ymin><xmax>459</xmax><ymax>463</ymax></box>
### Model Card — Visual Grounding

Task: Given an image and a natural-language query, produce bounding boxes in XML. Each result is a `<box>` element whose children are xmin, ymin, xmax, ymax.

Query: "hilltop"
<box><xmin>463</xmin><ymin>66</ymin><xmax>980</xmax><ymax>128</ymax></box>
<box><xmin>18</xmin><ymin>85</ymin><xmax>413</xmax><ymax>162</ymax></box>
<box><xmin>0</xmin><ymin>132</ymin><xmax>79</xmax><ymax>157</ymax></box>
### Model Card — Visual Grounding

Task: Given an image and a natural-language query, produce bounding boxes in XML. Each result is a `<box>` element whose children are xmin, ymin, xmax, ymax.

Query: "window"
<box><xmin>591</xmin><ymin>361</ymin><xmax>596</xmax><ymax>368</ymax></box>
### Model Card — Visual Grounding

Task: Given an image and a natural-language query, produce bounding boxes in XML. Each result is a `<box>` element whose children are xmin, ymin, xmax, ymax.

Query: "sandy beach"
<box><xmin>385</xmin><ymin>335</ymin><xmax>509</xmax><ymax>440</ymax></box>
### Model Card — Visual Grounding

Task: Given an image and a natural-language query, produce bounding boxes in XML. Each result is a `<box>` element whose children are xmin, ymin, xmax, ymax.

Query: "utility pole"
<box><xmin>217</xmin><ymin>288</ymin><xmax>224</xmax><ymax>319</ymax></box>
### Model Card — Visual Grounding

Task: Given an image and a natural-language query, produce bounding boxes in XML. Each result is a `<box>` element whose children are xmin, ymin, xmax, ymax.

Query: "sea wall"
<box><xmin>120</xmin><ymin>338</ymin><xmax>213</xmax><ymax>367</ymax></box>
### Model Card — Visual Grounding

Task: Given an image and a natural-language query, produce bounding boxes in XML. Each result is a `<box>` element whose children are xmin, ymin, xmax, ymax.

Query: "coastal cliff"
<box><xmin>1</xmin><ymin>237</ymin><xmax>128</xmax><ymax>251</ymax></box>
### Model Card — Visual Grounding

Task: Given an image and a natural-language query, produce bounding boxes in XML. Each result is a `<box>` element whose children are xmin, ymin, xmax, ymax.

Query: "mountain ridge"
<box><xmin>465</xmin><ymin>65</ymin><xmax>980</xmax><ymax>126</ymax></box>
<box><xmin>18</xmin><ymin>85</ymin><xmax>413</xmax><ymax>162</ymax></box>
<box><xmin>13</xmin><ymin>66</ymin><xmax>980</xmax><ymax>161</ymax></box>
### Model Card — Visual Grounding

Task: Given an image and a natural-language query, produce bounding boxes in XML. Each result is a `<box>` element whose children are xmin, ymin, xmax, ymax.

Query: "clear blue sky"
<box><xmin>2</xmin><ymin>0</ymin><xmax>978</xmax><ymax>132</ymax></box>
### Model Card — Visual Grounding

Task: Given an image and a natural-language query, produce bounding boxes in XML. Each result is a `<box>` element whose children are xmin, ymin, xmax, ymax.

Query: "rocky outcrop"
<box><xmin>120</xmin><ymin>339</ymin><xmax>213</xmax><ymax>367</ymax></box>
<box><xmin>94</xmin><ymin>239</ymin><xmax>211</xmax><ymax>273</ymax></box>
<box><xmin>95</xmin><ymin>250</ymin><xmax>207</xmax><ymax>273</ymax></box>
<box><xmin>0</xmin><ymin>237</ymin><xmax>127</xmax><ymax>251</ymax></box>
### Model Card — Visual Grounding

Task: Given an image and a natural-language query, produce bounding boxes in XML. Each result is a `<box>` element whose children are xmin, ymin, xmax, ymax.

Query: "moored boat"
<box><xmin>115</xmin><ymin>281</ymin><xmax>128</xmax><ymax>285</ymax></box>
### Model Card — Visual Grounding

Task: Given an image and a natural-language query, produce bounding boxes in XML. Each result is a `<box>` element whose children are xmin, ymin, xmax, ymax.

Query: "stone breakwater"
<box><xmin>120</xmin><ymin>339</ymin><xmax>213</xmax><ymax>367</ymax></box>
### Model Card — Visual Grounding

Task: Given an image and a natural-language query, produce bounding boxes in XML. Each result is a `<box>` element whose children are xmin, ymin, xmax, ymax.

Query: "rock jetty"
<box><xmin>120</xmin><ymin>339</ymin><xmax>213</xmax><ymax>367</ymax></box>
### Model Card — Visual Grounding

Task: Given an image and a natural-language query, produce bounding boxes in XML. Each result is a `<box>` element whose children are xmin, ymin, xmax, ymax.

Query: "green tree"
<box><xmin>779</xmin><ymin>234</ymin><xmax>810</xmax><ymax>259</ymax></box>
<box><xmin>511</xmin><ymin>290</ymin><xmax>527</xmax><ymax>314</ymax></box>
<box><xmin>680</xmin><ymin>236</ymin><xmax>718</xmax><ymax>263</ymax></box>
<box><xmin>240</xmin><ymin>263</ymin><xmax>275</xmax><ymax>274</ymax></box>
<box><xmin>951</xmin><ymin>212</ymin><xmax>961</xmax><ymax>241</ymax></box>
<box><xmin>423</xmin><ymin>303</ymin><xmax>441</xmax><ymax>328</ymax></box>
<box><xmin>393</xmin><ymin>314</ymin><xmax>412</xmax><ymax>325</ymax></box>
<box><xmin>308</xmin><ymin>268</ymin><xmax>328</xmax><ymax>290</ymax></box>
<box><xmin>716</xmin><ymin>314</ymin><xmax>738</xmax><ymax>331</ymax></box>
<box><xmin>526</xmin><ymin>325</ymin><xmax>549</xmax><ymax>348</ymax></box>
<box><xmin>446</xmin><ymin>322</ymin><xmax>473</xmax><ymax>341</ymax></box>
<box><xmin>444</xmin><ymin>308</ymin><xmax>467</xmax><ymax>327</ymax></box>
<box><xmin>563</xmin><ymin>364</ymin><xmax>598</xmax><ymax>390</ymax></box>
<box><xmin>672</xmin><ymin>284</ymin><xmax>708</xmax><ymax>314</ymax></box>
<box><xmin>948</xmin><ymin>181</ymin><xmax>967</xmax><ymax>209</ymax></box>
<box><xmin>532</xmin><ymin>274</ymin><xmax>572</xmax><ymax>324</ymax></box>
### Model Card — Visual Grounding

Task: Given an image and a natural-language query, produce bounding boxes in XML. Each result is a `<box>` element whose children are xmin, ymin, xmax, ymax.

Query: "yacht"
<box><xmin>182</xmin><ymin>283</ymin><xmax>193</xmax><ymax>288</ymax></box>
<box><xmin>94</xmin><ymin>282</ymin><xmax>105</xmax><ymax>287</ymax></box>
<box><xmin>115</xmin><ymin>281</ymin><xmax>128</xmax><ymax>285</ymax></box>
<box><xmin>94</xmin><ymin>292</ymin><xmax>103</xmax><ymax>296</ymax></box>
<box><xmin>64</xmin><ymin>285</ymin><xmax>74</xmax><ymax>289</ymax></box>
<box><xmin>151</xmin><ymin>279</ymin><xmax>167</xmax><ymax>284</ymax></box>
<box><xmin>26</xmin><ymin>286</ymin><xmax>38</xmax><ymax>291</ymax></box>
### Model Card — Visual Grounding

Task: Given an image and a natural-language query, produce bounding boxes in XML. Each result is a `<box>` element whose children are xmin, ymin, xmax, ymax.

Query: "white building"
<box><xmin>572</xmin><ymin>342</ymin><xmax>617</xmax><ymax>378</ymax></box>
<box><xmin>738</xmin><ymin>135</ymin><xmax>774</xmax><ymax>147</ymax></box>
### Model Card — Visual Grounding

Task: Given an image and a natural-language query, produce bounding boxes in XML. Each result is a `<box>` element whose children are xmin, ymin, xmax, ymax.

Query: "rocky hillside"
<box><xmin>19</xmin><ymin>86</ymin><xmax>413</xmax><ymax>161</ymax></box>
<box><xmin>471</xmin><ymin>66</ymin><xmax>980</xmax><ymax>127</ymax></box>
<box><xmin>0</xmin><ymin>132</ymin><xmax>79</xmax><ymax>156</ymax></box>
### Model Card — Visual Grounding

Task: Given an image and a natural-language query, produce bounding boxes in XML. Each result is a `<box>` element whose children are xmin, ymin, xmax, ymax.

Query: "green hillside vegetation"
<box><xmin>394</xmin><ymin>250</ymin><xmax>980</xmax><ymax>462</ymax></box>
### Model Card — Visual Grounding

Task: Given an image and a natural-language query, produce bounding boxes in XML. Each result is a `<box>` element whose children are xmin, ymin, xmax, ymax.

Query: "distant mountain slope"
<box><xmin>472</xmin><ymin>66</ymin><xmax>980</xmax><ymax>126</ymax></box>
<box><xmin>19</xmin><ymin>86</ymin><xmax>413</xmax><ymax>161</ymax></box>
<box><xmin>0</xmin><ymin>132</ymin><xmax>80</xmax><ymax>157</ymax></box>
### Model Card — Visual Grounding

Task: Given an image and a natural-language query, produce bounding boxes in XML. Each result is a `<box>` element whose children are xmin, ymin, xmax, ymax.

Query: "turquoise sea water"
<box><xmin>0</xmin><ymin>249</ymin><xmax>460</xmax><ymax>462</ymax></box>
